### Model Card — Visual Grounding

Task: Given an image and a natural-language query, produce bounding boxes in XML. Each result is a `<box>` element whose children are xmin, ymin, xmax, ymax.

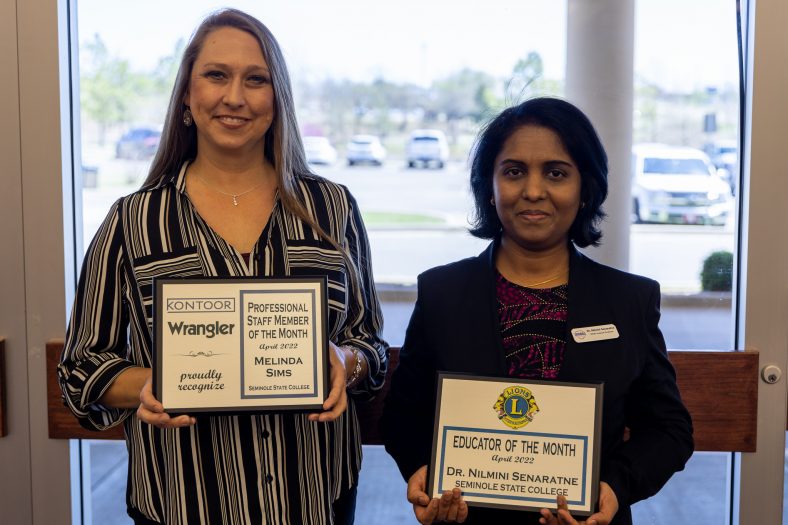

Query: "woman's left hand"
<box><xmin>539</xmin><ymin>482</ymin><xmax>618</xmax><ymax>525</ymax></box>
<box><xmin>308</xmin><ymin>342</ymin><xmax>350</xmax><ymax>423</ymax></box>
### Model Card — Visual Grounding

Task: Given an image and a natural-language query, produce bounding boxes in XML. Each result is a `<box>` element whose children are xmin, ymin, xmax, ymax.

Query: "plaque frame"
<box><xmin>428</xmin><ymin>373</ymin><xmax>603</xmax><ymax>515</ymax></box>
<box><xmin>153</xmin><ymin>276</ymin><xmax>329</xmax><ymax>414</ymax></box>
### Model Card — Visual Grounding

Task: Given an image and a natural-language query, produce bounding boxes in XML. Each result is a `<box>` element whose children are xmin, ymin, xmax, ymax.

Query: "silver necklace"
<box><xmin>197</xmin><ymin>173</ymin><xmax>265</xmax><ymax>206</ymax></box>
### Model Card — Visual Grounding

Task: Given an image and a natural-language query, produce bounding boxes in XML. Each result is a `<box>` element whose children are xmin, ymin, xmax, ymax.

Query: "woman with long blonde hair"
<box><xmin>60</xmin><ymin>9</ymin><xmax>387</xmax><ymax>524</ymax></box>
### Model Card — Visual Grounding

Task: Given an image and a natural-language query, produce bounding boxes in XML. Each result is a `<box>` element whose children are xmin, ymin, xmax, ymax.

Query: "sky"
<box><xmin>76</xmin><ymin>0</ymin><xmax>740</xmax><ymax>93</ymax></box>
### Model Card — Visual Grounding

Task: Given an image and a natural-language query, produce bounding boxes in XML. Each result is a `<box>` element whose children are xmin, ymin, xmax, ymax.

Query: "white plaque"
<box><xmin>154</xmin><ymin>277</ymin><xmax>328</xmax><ymax>412</ymax></box>
<box><xmin>429</xmin><ymin>374</ymin><xmax>603</xmax><ymax>515</ymax></box>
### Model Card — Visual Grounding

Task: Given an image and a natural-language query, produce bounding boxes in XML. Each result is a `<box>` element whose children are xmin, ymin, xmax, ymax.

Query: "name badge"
<box><xmin>571</xmin><ymin>324</ymin><xmax>619</xmax><ymax>343</ymax></box>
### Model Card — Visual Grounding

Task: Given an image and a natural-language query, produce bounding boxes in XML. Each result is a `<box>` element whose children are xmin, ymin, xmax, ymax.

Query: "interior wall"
<box><xmin>0</xmin><ymin>0</ymin><xmax>35</xmax><ymax>519</ymax></box>
<box><xmin>0</xmin><ymin>0</ymin><xmax>74</xmax><ymax>523</ymax></box>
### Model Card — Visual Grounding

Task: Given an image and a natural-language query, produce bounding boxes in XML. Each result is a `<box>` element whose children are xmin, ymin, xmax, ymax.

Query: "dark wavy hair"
<box><xmin>469</xmin><ymin>97</ymin><xmax>608</xmax><ymax>247</ymax></box>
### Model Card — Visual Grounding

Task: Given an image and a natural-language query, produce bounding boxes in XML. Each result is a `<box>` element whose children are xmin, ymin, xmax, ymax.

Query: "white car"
<box><xmin>406</xmin><ymin>129</ymin><xmax>449</xmax><ymax>169</ymax></box>
<box><xmin>631</xmin><ymin>144</ymin><xmax>733</xmax><ymax>225</ymax></box>
<box><xmin>303</xmin><ymin>136</ymin><xmax>337</xmax><ymax>165</ymax></box>
<box><xmin>347</xmin><ymin>135</ymin><xmax>386</xmax><ymax>166</ymax></box>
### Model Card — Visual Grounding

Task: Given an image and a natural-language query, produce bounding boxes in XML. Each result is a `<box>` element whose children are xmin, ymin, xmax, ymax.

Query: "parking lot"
<box><xmin>81</xmin><ymin>154</ymin><xmax>735</xmax><ymax>293</ymax></box>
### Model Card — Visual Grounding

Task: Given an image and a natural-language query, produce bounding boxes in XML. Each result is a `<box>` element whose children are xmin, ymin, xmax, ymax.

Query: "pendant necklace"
<box><xmin>197</xmin><ymin>173</ymin><xmax>265</xmax><ymax>206</ymax></box>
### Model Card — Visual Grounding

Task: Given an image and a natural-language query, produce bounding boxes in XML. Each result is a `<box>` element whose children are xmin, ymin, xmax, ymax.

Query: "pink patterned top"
<box><xmin>496</xmin><ymin>272</ymin><xmax>568</xmax><ymax>379</ymax></box>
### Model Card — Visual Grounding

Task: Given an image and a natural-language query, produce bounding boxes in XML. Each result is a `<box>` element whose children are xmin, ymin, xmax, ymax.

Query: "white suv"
<box><xmin>406</xmin><ymin>129</ymin><xmax>449</xmax><ymax>169</ymax></box>
<box><xmin>631</xmin><ymin>144</ymin><xmax>733</xmax><ymax>225</ymax></box>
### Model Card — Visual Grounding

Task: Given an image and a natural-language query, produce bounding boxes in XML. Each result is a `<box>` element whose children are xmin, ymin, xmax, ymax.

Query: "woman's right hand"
<box><xmin>137</xmin><ymin>374</ymin><xmax>196</xmax><ymax>428</ymax></box>
<box><xmin>407</xmin><ymin>465</ymin><xmax>468</xmax><ymax>524</ymax></box>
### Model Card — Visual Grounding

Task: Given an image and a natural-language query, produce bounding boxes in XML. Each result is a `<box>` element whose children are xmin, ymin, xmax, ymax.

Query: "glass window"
<box><xmin>629</xmin><ymin>0</ymin><xmax>738</xmax><ymax>352</ymax></box>
<box><xmin>630</xmin><ymin>0</ymin><xmax>739</xmax><ymax>518</ymax></box>
<box><xmin>69</xmin><ymin>0</ymin><xmax>741</xmax><ymax>523</ymax></box>
<box><xmin>74</xmin><ymin>2</ymin><xmax>567</xmax><ymax>522</ymax></box>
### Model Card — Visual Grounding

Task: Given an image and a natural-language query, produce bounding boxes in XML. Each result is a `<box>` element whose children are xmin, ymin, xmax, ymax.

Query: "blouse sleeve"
<box><xmin>600</xmin><ymin>283</ymin><xmax>694</xmax><ymax>506</ymax></box>
<box><xmin>338</xmin><ymin>189</ymin><xmax>388</xmax><ymax>399</ymax></box>
<box><xmin>57</xmin><ymin>199</ymin><xmax>137</xmax><ymax>430</ymax></box>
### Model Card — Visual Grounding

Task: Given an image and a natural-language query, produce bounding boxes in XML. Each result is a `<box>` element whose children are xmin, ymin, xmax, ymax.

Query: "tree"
<box><xmin>152</xmin><ymin>38</ymin><xmax>185</xmax><ymax>94</ymax></box>
<box><xmin>431</xmin><ymin>69</ymin><xmax>497</xmax><ymax>119</ymax></box>
<box><xmin>502</xmin><ymin>51</ymin><xmax>563</xmax><ymax>103</ymax></box>
<box><xmin>80</xmin><ymin>34</ymin><xmax>149</xmax><ymax>144</ymax></box>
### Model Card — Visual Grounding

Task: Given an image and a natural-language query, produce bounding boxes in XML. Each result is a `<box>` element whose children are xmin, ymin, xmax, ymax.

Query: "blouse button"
<box><xmin>262</xmin><ymin>430</ymin><xmax>270</xmax><ymax>438</ymax></box>
<box><xmin>265</xmin><ymin>474</ymin><xmax>274</xmax><ymax>483</ymax></box>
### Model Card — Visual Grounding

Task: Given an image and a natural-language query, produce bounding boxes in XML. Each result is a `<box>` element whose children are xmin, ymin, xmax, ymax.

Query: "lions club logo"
<box><xmin>493</xmin><ymin>386</ymin><xmax>539</xmax><ymax>429</ymax></box>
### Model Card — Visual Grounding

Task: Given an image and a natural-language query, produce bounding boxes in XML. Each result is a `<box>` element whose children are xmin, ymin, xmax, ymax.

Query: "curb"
<box><xmin>660</xmin><ymin>291</ymin><xmax>731</xmax><ymax>308</ymax></box>
<box><xmin>376</xmin><ymin>283</ymin><xmax>732</xmax><ymax>308</ymax></box>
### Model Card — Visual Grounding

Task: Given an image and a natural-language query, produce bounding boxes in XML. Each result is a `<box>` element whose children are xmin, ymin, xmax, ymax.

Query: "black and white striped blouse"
<box><xmin>58</xmin><ymin>163</ymin><xmax>388</xmax><ymax>524</ymax></box>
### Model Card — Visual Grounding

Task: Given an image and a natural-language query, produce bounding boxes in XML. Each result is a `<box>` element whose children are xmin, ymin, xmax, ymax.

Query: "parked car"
<box><xmin>303</xmin><ymin>136</ymin><xmax>337</xmax><ymax>165</ymax></box>
<box><xmin>81</xmin><ymin>165</ymin><xmax>99</xmax><ymax>188</ymax></box>
<box><xmin>631</xmin><ymin>144</ymin><xmax>733</xmax><ymax>225</ymax></box>
<box><xmin>406</xmin><ymin>129</ymin><xmax>449</xmax><ymax>168</ymax></box>
<box><xmin>115</xmin><ymin>127</ymin><xmax>161</xmax><ymax>160</ymax></box>
<box><xmin>707</xmin><ymin>139</ymin><xmax>738</xmax><ymax>194</ymax></box>
<box><xmin>346</xmin><ymin>135</ymin><xmax>386</xmax><ymax>166</ymax></box>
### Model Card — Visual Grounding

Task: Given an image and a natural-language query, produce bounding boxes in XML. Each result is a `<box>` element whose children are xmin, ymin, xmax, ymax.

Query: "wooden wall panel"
<box><xmin>46</xmin><ymin>342</ymin><xmax>759</xmax><ymax>451</ymax></box>
<box><xmin>0</xmin><ymin>339</ymin><xmax>6</xmax><ymax>437</ymax></box>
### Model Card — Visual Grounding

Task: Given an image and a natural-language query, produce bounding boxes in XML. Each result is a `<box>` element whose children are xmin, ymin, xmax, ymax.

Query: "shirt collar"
<box><xmin>149</xmin><ymin>160</ymin><xmax>191</xmax><ymax>193</ymax></box>
<box><xmin>173</xmin><ymin>161</ymin><xmax>190</xmax><ymax>194</ymax></box>
<box><xmin>158</xmin><ymin>160</ymin><xmax>284</xmax><ymax>202</ymax></box>
<box><xmin>151</xmin><ymin>161</ymin><xmax>190</xmax><ymax>193</ymax></box>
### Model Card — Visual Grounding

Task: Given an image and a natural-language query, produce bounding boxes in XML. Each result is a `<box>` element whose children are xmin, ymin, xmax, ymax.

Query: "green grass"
<box><xmin>362</xmin><ymin>211</ymin><xmax>445</xmax><ymax>227</ymax></box>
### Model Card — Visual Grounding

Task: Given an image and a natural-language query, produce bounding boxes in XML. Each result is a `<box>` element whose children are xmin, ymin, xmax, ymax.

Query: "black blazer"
<box><xmin>382</xmin><ymin>241</ymin><xmax>693</xmax><ymax>525</ymax></box>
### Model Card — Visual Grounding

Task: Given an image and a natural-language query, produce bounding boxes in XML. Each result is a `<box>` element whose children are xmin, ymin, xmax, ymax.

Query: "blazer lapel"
<box><xmin>471</xmin><ymin>240</ymin><xmax>508</xmax><ymax>376</ymax></box>
<box><xmin>560</xmin><ymin>246</ymin><xmax>621</xmax><ymax>381</ymax></box>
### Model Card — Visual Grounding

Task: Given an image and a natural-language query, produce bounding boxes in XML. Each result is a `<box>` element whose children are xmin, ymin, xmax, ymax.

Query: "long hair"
<box><xmin>144</xmin><ymin>9</ymin><xmax>357</xmax><ymax>273</ymax></box>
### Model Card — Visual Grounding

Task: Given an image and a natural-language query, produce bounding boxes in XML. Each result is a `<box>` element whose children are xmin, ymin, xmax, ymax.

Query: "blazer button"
<box><xmin>262</xmin><ymin>430</ymin><xmax>270</xmax><ymax>438</ymax></box>
<box><xmin>265</xmin><ymin>474</ymin><xmax>274</xmax><ymax>483</ymax></box>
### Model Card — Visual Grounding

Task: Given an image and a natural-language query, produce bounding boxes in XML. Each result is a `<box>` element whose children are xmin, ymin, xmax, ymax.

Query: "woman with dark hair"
<box><xmin>382</xmin><ymin>97</ymin><xmax>692</xmax><ymax>525</ymax></box>
<box><xmin>59</xmin><ymin>9</ymin><xmax>386</xmax><ymax>524</ymax></box>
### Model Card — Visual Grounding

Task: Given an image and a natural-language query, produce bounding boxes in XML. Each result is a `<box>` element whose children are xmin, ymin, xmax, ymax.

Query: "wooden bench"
<box><xmin>45</xmin><ymin>341</ymin><xmax>758</xmax><ymax>451</ymax></box>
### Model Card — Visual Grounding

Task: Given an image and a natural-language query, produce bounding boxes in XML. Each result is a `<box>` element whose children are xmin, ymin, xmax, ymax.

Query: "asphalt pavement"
<box><xmin>82</xmin><ymin>160</ymin><xmax>735</xmax><ymax>294</ymax></box>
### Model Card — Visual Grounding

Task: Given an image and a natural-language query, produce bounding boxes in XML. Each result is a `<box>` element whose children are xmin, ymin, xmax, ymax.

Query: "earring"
<box><xmin>183</xmin><ymin>108</ymin><xmax>193</xmax><ymax>127</ymax></box>
<box><xmin>580</xmin><ymin>202</ymin><xmax>586</xmax><ymax>209</ymax></box>
<box><xmin>490</xmin><ymin>196</ymin><xmax>495</xmax><ymax>206</ymax></box>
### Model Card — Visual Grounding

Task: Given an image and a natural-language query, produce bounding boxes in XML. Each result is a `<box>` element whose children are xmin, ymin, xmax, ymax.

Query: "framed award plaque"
<box><xmin>153</xmin><ymin>277</ymin><xmax>329</xmax><ymax>413</ymax></box>
<box><xmin>429</xmin><ymin>373</ymin><xmax>603</xmax><ymax>515</ymax></box>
